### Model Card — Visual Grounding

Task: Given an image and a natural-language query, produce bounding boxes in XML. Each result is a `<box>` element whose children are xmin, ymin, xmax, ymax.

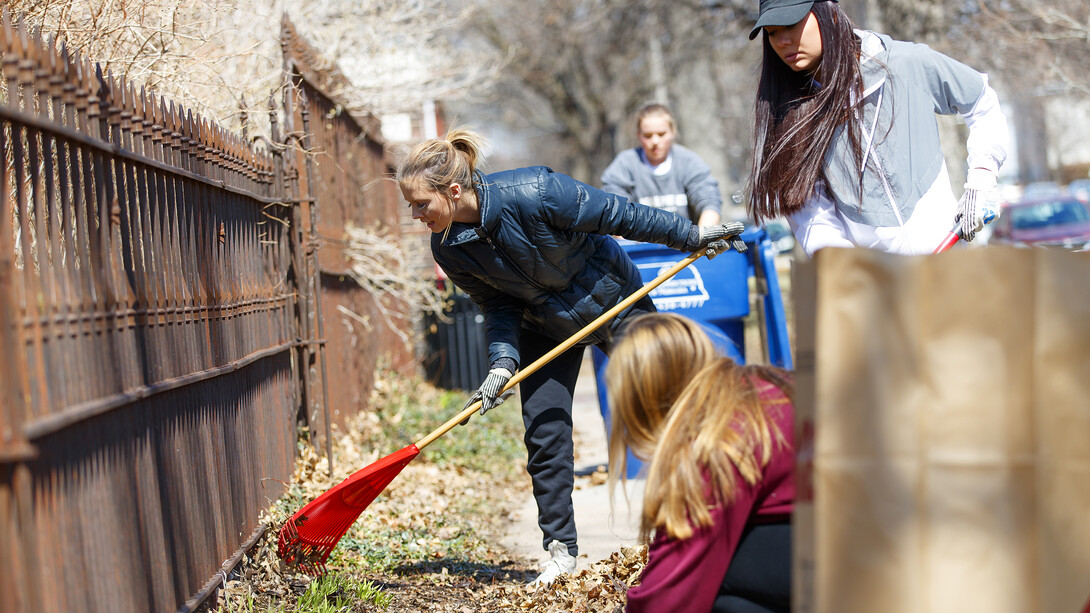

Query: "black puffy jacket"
<box><xmin>432</xmin><ymin>166</ymin><xmax>693</xmax><ymax>367</ymax></box>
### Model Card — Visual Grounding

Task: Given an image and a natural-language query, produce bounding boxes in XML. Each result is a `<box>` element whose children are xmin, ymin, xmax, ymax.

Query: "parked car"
<box><xmin>991</xmin><ymin>194</ymin><xmax>1090</xmax><ymax>251</ymax></box>
<box><xmin>763</xmin><ymin>218</ymin><xmax>797</xmax><ymax>255</ymax></box>
<box><xmin>1021</xmin><ymin>180</ymin><xmax>1062</xmax><ymax>198</ymax></box>
<box><xmin>1067</xmin><ymin>179</ymin><xmax>1090</xmax><ymax>203</ymax></box>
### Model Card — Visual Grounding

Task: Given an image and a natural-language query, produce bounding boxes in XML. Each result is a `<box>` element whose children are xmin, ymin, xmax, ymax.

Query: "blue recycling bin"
<box><xmin>593</xmin><ymin>226</ymin><xmax>792</xmax><ymax>478</ymax></box>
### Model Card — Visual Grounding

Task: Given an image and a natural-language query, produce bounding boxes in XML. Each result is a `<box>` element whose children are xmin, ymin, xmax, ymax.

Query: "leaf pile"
<box><xmin>487</xmin><ymin>546</ymin><xmax>648</xmax><ymax>613</ymax></box>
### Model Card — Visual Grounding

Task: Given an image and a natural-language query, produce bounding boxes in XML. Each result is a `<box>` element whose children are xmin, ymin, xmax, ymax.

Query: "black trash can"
<box><xmin>424</xmin><ymin>283</ymin><xmax>489</xmax><ymax>392</ymax></box>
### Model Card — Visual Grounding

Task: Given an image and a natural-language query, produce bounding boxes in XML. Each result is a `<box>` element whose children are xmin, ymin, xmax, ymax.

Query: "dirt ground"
<box><xmin>213</xmin><ymin>372</ymin><xmax>646</xmax><ymax>612</ymax></box>
<box><xmin>352</xmin><ymin>544</ymin><xmax>645</xmax><ymax>613</ymax></box>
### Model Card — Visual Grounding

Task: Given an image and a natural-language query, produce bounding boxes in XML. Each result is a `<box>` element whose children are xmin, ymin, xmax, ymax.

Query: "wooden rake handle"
<box><xmin>415</xmin><ymin>249</ymin><xmax>706</xmax><ymax>450</ymax></box>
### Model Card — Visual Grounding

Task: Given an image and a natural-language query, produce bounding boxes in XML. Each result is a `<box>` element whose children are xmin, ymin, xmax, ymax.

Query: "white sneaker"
<box><xmin>529</xmin><ymin>540</ymin><xmax>577</xmax><ymax>586</ymax></box>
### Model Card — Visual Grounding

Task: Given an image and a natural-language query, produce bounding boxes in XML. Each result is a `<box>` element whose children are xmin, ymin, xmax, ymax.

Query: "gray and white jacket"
<box><xmin>821</xmin><ymin>30</ymin><xmax>1008</xmax><ymax>227</ymax></box>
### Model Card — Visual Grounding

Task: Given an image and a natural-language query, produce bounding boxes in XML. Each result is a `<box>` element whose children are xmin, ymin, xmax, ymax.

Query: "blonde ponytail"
<box><xmin>395</xmin><ymin>127</ymin><xmax>487</xmax><ymax>194</ymax></box>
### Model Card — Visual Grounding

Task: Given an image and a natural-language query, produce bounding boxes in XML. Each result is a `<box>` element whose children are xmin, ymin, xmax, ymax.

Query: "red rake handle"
<box><xmin>933</xmin><ymin>228</ymin><xmax>962</xmax><ymax>253</ymax></box>
<box><xmin>937</xmin><ymin>205</ymin><xmax>999</xmax><ymax>253</ymax></box>
<box><xmin>414</xmin><ymin>248</ymin><xmax>707</xmax><ymax>450</ymax></box>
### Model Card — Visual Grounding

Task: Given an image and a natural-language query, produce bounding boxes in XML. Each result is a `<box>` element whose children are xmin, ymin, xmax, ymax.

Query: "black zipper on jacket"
<box><xmin>478</xmin><ymin>228</ymin><xmax>600</xmax><ymax>333</ymax></box>
<box><xmin>478</xmin><ymin>229</ymin><xmax>548</xmax><ymax>295</ymax></box>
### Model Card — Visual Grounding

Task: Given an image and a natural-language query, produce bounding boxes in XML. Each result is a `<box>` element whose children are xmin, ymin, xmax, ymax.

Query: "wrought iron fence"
<box><xmin>0</xmin><ymin>14</ymin><xmax>411</xmax><ymax>613</ymax></box>
<box><xmin>280</xmin><ymin>17</ymin><xmax>413</xmax><ymax>447</ymax></box>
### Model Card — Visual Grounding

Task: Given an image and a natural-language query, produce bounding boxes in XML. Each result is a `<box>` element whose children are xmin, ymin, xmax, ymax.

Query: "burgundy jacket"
<box><xmin>625</xmin><ymin>382</ymin><xmax>795</xmax><ymax>613</ymax></box>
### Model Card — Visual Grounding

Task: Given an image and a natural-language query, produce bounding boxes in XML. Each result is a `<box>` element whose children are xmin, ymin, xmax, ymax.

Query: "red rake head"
<box><xmin>277</xmin><ymin>444</ymin><xmax>420</xmax><ymax>574</ymax></box>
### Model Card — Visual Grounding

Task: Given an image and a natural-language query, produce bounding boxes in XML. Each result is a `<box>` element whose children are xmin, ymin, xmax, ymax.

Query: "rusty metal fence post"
<box><xmin>277</xmin><ymin>59</ymin><xmax>330</xmax><ymax>473</ymax></box>
<box><xmin>0</xmin><ymin>11</ymin><xmax>419</xmax><ymax>613</ymax></box>
<box><xmin>280</xmin><ymin>16</ymin><xmax>414</xmax><ymax>441</ymax></box>
<box><xmin>0</xmin><ymin>14</ymin><xmax>299</xmax><ymax>613</ymax></box>
<box><xmin>296</xmin><ymin>90</ymin><xmax>336</xmax><ymax>476</ymax></box>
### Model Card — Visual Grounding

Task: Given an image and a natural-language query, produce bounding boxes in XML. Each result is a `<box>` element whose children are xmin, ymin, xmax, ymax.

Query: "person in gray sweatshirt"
<box><xmin>601</xmin><ymin>104</ymin><xmax>724</xmax><ymax>226</ymax></box>
<box><xmin>747</xmin><ymin>0</ymin><xmax>1009</xmax><ymax>256</ymax></box>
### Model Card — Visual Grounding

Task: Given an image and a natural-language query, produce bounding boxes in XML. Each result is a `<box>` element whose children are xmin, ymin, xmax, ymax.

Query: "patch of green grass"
<box><xmin>294</xmin><ymin>574</ymin><xmax>391</xmax><ymax>612</ymax></box>
<box><xmin>369</xmin><ymin>380</ymin><xmax>526</xmax><ymax>479</ymax></box>
<box><xmin>320</xmin><ymin>372</ymin><xmax>529</xmax><ymax>576</ymax></box>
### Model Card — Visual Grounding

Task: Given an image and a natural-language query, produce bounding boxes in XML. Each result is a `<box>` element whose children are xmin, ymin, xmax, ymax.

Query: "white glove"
<box><xmin>464</xmin><ymin>367</ymin><xmax>514</xmax><ymax>416</ymax></box>
<box><xmin>955</xmin><ymin>169</ymin><xmax>1000</xmax><ymax>243</ymax></box>
<box><xmin>688</xmin><ymin>221</ymin><xmax>747</xmax><ymax>258</ymax></box>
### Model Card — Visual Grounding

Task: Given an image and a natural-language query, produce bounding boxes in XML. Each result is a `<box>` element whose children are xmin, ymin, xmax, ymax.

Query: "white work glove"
<box><xmin>460</xmin><ymin>366</ymin><xmax>515</xmax><ymax>425</ymax></box>
<box><xmin>685</xmin><ymin>221</ymin><xmax>747</xmax><ymax>259</ymax></box>
<box><xmin>955</xmin><ymin>169</ymin><xmax>1000</xmax><ymax>243</ymax></box>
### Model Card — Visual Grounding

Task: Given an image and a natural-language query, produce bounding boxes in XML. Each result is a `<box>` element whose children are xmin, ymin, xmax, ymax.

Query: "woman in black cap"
<box><xmin>747</xmin><ymin>0</ymin><xmax>1010</xmax><ymax>256</ymax></box>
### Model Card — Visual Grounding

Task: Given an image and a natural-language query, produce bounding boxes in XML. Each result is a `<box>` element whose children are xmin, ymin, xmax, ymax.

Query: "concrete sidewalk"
<box><xmin>501</xmin><ymin>351</ymin><xmax>646</xmax><ymax>570</ymax></box>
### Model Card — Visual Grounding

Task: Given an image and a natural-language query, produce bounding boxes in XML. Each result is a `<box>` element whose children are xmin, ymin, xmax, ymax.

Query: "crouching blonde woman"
<box><xmin>606</xmin><ymin>313</ymin><xmax>795</xmax><ymax>613</ymax></box>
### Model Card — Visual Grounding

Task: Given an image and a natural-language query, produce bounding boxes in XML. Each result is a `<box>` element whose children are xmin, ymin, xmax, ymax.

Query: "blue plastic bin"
<box><xmin>593</xmin><ymin>226</ymin><xmax>792</xmax><ymax>478</ymax></box>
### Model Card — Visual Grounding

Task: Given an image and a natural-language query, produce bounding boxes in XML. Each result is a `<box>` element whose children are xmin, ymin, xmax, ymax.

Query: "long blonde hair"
<box><xmin>605</xmin><ymin>313</ymin><xmax>793</xmax><ymax>542</ymax></box>
<box><xmin>395</xmin><ymin>127</ymin><xmax>487</xmax><ymax>194</ymax></box>
<box><xmin>641</xmin><ymin>358</ymin><xmax>791</xmax><ymax>541</ymax></box>
<box><xmin>605</xmin><ymin>313</ymin><xmax>719</xmax><ymax>478</ymax></box>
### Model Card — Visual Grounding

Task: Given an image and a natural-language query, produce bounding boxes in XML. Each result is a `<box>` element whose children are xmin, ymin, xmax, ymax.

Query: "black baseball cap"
<box><xmin>749</xmin><ymin>0</ymin><xmax>835</xmax><ymax>40</ymax></box>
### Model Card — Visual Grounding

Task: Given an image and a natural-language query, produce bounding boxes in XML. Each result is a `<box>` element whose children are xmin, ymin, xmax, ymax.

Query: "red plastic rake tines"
<box><xmin>277</xmin><ymin>249</ymin><xmax>709</xmax><ymax>573</ymax></box>
<box><xmin>277</xmin><ymin>444</ymin><xmax>419</xmax><ymax>574</ymax></box>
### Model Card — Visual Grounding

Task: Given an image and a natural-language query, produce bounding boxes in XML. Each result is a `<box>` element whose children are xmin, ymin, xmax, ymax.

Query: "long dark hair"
<box><xmin>747</xmin><ymin>1</ymin><xmax>864</xmax><ymax>222</ymax></box>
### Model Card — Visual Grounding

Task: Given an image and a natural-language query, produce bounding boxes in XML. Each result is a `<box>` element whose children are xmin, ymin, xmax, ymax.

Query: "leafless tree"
<box><xmin>4</xmin><ymin>0</ymin><xmax>278</xmax><ymax>129</ymax></box>
<box><xmin>464</xmin><ymin>0</ymin><xmax>760</xmax><ymax>193</ymax></box>
<box><xmin>5</xmin><ymin>0</ymin><xmax>499</xmax><ymax>133</ymax></box>
<box><xmin>839</xmin><ymin>0</ymin><xmax>947</xmax><ymax>42</ymax></box>
<box><xmin>466</xmin><ymin>0</ymin><xmax>660</xmax><ymax>183</ymax></box>
<box><xmin>674</xmin><ymin>1</ymin><xmax>759</xmax><ymax>193</ymax></box>
<box><xmin>286</xmin><ymin>0</ymin><xmax>502</xmax><ymax>117</ymax></box>
<box><xmin>952</xmin><ymin>1</ymin><xmax>1090</xmax><ymax>97</ymax></box>
<box><xmin>843</xmin><ymin>0</ymin><xmax>1090</xmax><ymax>98</ymax></box>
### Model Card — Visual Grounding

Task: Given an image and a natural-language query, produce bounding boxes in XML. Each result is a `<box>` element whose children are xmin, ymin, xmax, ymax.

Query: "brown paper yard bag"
<box><xmin>792</xmin><ymin>247</ymin><xmax>1090</xmax><ymax>613</ymax></box>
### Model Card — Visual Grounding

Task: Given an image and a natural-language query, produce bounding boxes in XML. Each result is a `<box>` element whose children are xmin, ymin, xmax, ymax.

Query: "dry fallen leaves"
<box><xmin>218</xmin><ymin>371</ymin><xmax>649</xmax><ymax>611</ymax></box>
<box><xmin>487</xmin><ymin>546</ymin><xmax>648</xmax><ymax>613</ymax></box>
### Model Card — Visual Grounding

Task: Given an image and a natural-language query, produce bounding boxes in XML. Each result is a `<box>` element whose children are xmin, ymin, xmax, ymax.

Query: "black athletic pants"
<box><xmin>517</xmin><ymin>296</ymin><xmax>655</xmax><ymax>557</ymax></box>
<box><xmin>713</xmin><ymin>522</ymin><xmax>792</xmax><ymax>613</ymax></box>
